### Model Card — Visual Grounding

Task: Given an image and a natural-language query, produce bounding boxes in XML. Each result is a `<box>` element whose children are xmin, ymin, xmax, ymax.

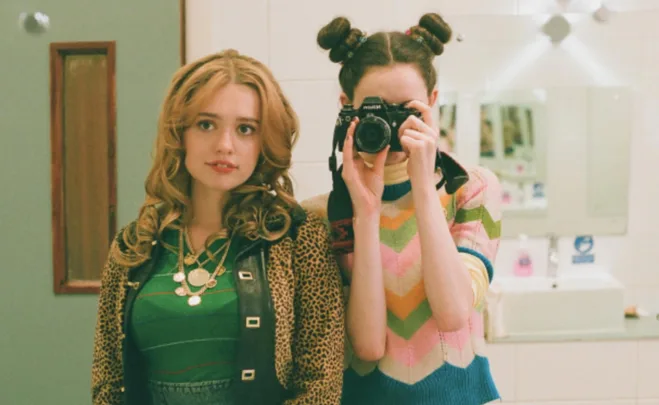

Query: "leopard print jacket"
<box><xmin>91</xmin><ymin>210</ymin><xmax>345</xmax><ymax>404</ymax></box>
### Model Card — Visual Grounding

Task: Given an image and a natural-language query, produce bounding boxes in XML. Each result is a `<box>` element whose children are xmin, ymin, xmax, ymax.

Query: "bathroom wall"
<box><xmin>487</xmin><ymin>338</ymin><xmax>659</xmax><ymax>404</ymax></box>
<box><xmin>187</xmin><ymin>0</ymin><xmax>659</xmax><ymax>403</ymax></box>
<box><xmin>0</xmin><ymin>1</ymin><xmax>180</xmax><ymax>404</ymax></box>
<box><xmin>187</xmin><ymin>0</ymin><xmax>659</xmax><ymax>313</ymax></box>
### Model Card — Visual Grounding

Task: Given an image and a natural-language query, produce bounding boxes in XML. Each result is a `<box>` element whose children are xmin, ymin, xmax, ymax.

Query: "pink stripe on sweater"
<box><xmin>380</xmin><ymin>235</ymin><xmax>421</xmax><ymax>277</ymax></box>
<box><xmin>384</xmin><ymin>311</ymin><xmax>485</xmax><ymax>367</ymax></box>
<box><xmin>385</xmin><ymin>320</ymin><xmax>442</xmax><ymax>367</ymax></box>
<box><xmin>440</xmin><ymin>311</ymin><xmax>484</xmax><ymax>351</ymax></box>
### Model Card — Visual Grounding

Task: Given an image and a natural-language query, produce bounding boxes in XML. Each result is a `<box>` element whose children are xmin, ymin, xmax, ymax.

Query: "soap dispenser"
<box><xmin>513</xmin><ymin>234</ymin><xmax>534</xmax><ymax>277</ymax></box>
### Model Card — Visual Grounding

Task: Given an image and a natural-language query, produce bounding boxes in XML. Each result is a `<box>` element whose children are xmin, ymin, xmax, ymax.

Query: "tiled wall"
<box><xmin>488</xmin><ymin>339</ymin><xmax>659</xmax><ymax>404</ymax></box>
<box><xmin>186</xmin><ymin>0</ymin><xmax>659</xmax><ymax>402</ymax></box>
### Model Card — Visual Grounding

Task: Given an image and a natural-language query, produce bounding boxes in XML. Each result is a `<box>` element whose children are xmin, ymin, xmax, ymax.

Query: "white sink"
<box><xmin>485</xmin><ymin>270</ymin><xmax>625</xmax><ymax>340</ymax></box>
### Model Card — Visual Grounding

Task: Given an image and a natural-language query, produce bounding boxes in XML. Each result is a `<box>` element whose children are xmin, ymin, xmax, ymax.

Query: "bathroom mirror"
<box><xmin>438</xmin><ymin>92</ymin><xmax>457</xmax><ymax>153</ymax></box>
<box><xmin>478</xmin><ymin>89</ymin><xmax>549</xmax><ymax>213</ymax></box>
<box><xmin>443</xmin><ymin>85</ymin><xmax>632</xmax><ymax>238</ymax></box>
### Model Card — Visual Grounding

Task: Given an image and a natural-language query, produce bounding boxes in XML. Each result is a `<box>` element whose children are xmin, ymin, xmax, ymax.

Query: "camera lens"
<box><xmin>355</xmin><ymin>116</ymin><xmax>391</xmax><ymax>154</ymax></box>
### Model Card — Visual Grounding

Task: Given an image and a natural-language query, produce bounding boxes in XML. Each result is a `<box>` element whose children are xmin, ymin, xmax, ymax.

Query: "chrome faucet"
<box><xmin>547</xmin><ymin>233</ymin><xmax>559</xmax><ymax>284</ymax></box>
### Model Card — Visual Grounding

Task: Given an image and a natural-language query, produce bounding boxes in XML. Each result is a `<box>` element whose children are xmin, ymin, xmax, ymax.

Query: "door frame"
<box><xmin>179</xmin><ymin>0</ymin><xmax>186</xmax><ymax>66</ymax></box>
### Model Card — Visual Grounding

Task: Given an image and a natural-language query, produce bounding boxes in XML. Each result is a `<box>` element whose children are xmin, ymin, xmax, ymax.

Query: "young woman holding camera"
<box><xmin>303</xmin><ymin>12</ymin><xmax>503</xmax><ymax>405</ymax></box>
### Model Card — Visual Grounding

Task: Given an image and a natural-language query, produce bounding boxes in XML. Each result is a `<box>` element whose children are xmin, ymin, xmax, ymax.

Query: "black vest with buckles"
<box><xmin>120</xmin><ymin>207</ymin><xmax>306</xmax><ymax>405</ymax></box>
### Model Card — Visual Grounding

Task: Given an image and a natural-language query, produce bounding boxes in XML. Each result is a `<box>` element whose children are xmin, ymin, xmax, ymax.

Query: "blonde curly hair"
<box><xmin>113</xmin><ymin>49</ymin><xmax>299</xmax><ymax>267</ymax></box>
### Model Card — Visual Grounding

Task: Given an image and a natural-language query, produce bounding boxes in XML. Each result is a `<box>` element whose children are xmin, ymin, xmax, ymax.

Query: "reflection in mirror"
<box><xmin>478</xmin><ymin>90</ymin><xmax>548</xmax><ymax>213</ymax></box>
<box><xmin>438</xmin><ymin>93</ymin><xmax>457</xmax><ymax>153</ymax></box>
<box><xmin>446</xmin><ymin>86</ymin><xmax>631</xmax><ymax>238</ymax></box>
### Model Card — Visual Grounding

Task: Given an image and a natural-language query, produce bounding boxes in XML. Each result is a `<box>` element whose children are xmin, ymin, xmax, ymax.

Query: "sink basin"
<box><xmin>485</xmin><ymin>271</ymin><xmax>625</xmax><ymax>340</ymax></box>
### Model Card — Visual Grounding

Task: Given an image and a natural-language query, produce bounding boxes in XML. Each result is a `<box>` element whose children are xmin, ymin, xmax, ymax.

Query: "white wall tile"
<box><xmin>187</xmin><ymin>0</ymin><xmax>269</xmax><ymax>63</ymax></box>
<box><xmin>570</xmin><ymin>9</ymin><xmax>649</xmax><ymax>40</ymax></box>
<box><xmin>514</xmin><ymin>0</ymin><xmax>644</xmax><ymax>15</ymax></box>
<box><xmin>280</xmin><ymin>80</ymin><xmax>342</xmax><ymax>163</ymax></box>
<box><xmin>638</xmin><ymin>341</ymin><xmax>659</xmax><ymax>398</ymax></box>
<box><xmin>606</xmin><ymin>0</ymin><xmax>659</xmax><ymax>12</ymax></box>
<box><xmin>516</xmin><ymin>0</ymin><xmax>562</xmax><ymax>15</ymax></box>
<box><xmin>624</xmin><ymin>237</ymin><xmax>659</xmax><ymax>286</ymax></box>
<box><xmin>515</xmin><ymin>341</ymin><xmax>637</xmax><ymax>401</ymax></box>
<box><xmin>625</xmin><ymin>287</ymin><xmax>659</xmax><ymax>313</ymax></box>
<box><xmin>487</xmin><ymin>343</ymin><xmax>517</xmax><ymax>402</ymax></box>
<box><xmin>290</xmin><ymin>162</ymin><xmax>332</xmax><ymax>201</ymax></box>
<box><xmin>390</xmin><ymin>0</ymin><xmax>456</xmax><ymax>27</ymax></box>
<box><xmin>513</xmin><ymin>401</ymin><xmax>635</xmax><ymax>405</ymax></box>
<box><xmin>626</xmin><ymin>128</ymin><xmax>659</xmax><ymax>238</ymax></box>
<box><xmin>269</xmin><ymin>0</ymin><xmax>396</xmax><ymax>81</ymax></box>
<box><xmin>185</xmin><ymin>0</ymin><xmax>217</xmax><ymax>61</ymax></box>
<box><xmin>436</xmin><ymin>0</ymin><xmax>517</xmax><ymax>15</ymax></box>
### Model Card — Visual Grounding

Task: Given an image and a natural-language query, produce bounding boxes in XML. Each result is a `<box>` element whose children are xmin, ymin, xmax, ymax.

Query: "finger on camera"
<box><xmin>372</xmin><ymin>146</ymin><xmax>390</xmax><ymax>176</ymax></box>
<box><xmin>408</xmin><ymin>115</ymin><xmax>436</xmax><ymax>137</ymax></box>
<box><xmin>399</xmin><ymin>136</ymin><xmax>413</xmax><ymax>152</ymax></box>
<box><xmin>342</xmin><ymin>124</ymin><xmax>356</xmax><ymax>169</ymax></box>
<box><xmin>400</xmin><ymin>134</ymin><xmax>426</xmax><ymax>151</ymax></box>
<box><xmin>406</xmin><ymin>100</ymin><xmax>434</xmax><ymax>126</ymax></box>
<box><xmin>401</xmin><ymin>128</ymin><xmax>432</xmax><ymax>142</ymax></box>
<box><xmin>407</xmin><ymin>101</ymin><xmax>439</xmax><ymax>134</ymax></box>
<box><xmin>398</xmin><ymin>115</ymin><xmax>429</xmax><ymax>138</ymax></box>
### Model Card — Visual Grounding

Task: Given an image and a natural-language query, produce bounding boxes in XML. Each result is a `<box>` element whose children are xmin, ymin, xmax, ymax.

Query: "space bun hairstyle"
<box><xmin>318</xmin><ymin>14</ymin><xmax>456</xmax><ymax>256</ymax></box>
<box><xmin>316</xmin><ymin>12</ymin><xmax>452</xmax><ymax>101</ymax></box>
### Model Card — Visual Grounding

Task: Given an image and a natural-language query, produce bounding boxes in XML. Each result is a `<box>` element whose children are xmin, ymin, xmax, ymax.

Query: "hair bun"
<box><xmin>420</xmin><ymin>13</ymin><xmax>452</xmax><ymax>44</ymax></box>
<box><xmin>317</xmin><ymin>17</ymin><xmax>366</xmax><ymax>64</ymax></box>
<box><xmin>408</xmin><ymin>13</ymin><xmax>452</xmax><ymax>56</ymax></box>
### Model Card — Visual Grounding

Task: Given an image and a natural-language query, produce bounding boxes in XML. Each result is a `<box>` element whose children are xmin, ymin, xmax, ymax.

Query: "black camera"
<box><xmin>327</xmin><ymin>95</ymin><xmax>470</xmax><ymax>198</ymax></box>
<box><xmin>334</xmin><ymin>96</ymin><xmax>422</xmax><ymax>154</ymax></box>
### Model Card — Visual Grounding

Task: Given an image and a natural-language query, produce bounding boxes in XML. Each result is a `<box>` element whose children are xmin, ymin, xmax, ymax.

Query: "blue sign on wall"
<box><xmin>572</xmin><ymin>235</ymin><xmax>595</xmax><ymax>264</ymax></box>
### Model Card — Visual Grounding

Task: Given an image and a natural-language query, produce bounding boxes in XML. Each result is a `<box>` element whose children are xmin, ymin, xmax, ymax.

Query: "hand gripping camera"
<box><xmin>328</xmin><ymin>96</ymin><xmax>468</xmax><ymax>194</ymax></box>
<box><xmin>334</xmin><ymin>96</ymin><xmax>422</xmax><ymax>154</ymax></box>
<box><xmin>326</xmin><ymin>96</ymin><xmax>470</xmax><ymax>255</ymax></box>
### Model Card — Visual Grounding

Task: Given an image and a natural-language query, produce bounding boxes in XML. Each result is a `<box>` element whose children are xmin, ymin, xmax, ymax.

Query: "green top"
<box><xmin>130</xmin><ymin>228</ymin><xmax>241</xmax><ymax>383</ymax></box>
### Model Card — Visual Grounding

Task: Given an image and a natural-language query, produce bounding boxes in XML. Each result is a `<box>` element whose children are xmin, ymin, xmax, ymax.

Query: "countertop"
<box><xmin>488</xmin><ymin>316</ymin><xmax>659</xmax><ymax>344</ymax></box>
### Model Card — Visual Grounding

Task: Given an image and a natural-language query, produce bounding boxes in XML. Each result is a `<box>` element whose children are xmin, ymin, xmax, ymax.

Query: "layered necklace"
<box><xmin>173</xmin><ymin>228</ymin><xmax>233</xmax><ymax>307</ymax></box>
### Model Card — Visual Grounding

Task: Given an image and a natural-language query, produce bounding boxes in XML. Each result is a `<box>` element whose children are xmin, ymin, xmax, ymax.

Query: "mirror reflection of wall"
<box><xmin>445</xmin><ymin>86</ymin><xmax>631</xmax><ymax>238</ymax></box>
<box><xmin>478</xmin><ymin>91</ymin><xmax>548</xmax><ymax>213</ymax></box>
<box><xmin>438</xmin><ymin>94</ymin><xmax>457</xmax><ymax>153</ymax></box>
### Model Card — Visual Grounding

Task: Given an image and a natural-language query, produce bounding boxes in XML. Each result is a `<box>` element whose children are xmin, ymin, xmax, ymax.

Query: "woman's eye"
<box><xmin>238</xmin><ymin>124</ymin><xmax>256</xmax><ymax>135</ymax></box>
<box><xmin>197</xmin><ymin>120</ymin><xmax>215</xmax><ymax>131</ymax></box>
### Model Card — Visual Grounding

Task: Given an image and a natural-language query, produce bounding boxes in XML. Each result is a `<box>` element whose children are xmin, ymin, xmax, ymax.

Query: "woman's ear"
<box><xmin>428</xmin><ymin>89</ymin><xmax>439</xmax><ymax>107</ymax></box>
<box><xmin>339</xmin><ymin>93</ymin><xmax>350</xmax><ymax>106</ymax></box>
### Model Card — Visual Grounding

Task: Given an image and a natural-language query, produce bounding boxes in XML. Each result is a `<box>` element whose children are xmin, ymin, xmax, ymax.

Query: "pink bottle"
<box><xmin>513</xmin><ymin>234</ymin><xmax>534</xmax><ymax>277</ymax></box>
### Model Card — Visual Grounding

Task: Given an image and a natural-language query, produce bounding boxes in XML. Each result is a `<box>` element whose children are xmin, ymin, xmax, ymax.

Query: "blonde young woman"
<box><xmin>91</xmin><ymin>50</ymin><xmax>345</xmax><ymax>405</ymax></box>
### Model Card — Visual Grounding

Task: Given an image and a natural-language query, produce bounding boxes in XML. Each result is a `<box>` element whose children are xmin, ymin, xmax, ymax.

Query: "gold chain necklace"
<box><xmin>182</xmin><ymin>226</ymin><xmax>226</xmax><ymax>267</ymax></box>
<box><xmin>173</xmin><ymin>228</ymin><xmax>233</xmax><ymax>307</ymax></box>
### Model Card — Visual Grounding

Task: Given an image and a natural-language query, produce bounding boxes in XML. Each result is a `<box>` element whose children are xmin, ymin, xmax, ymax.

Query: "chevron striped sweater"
<box><xmin>302</xmin><ymin>158</ymin><xmax>503</xmax><ymax>405</ymax></box>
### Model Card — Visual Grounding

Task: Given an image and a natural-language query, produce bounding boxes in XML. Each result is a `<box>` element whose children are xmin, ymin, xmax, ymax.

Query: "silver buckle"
<box><xmin>238</xmin><ymin>271</ymin><xmax>254</xmax><ymax>280</ymax></box>
<box><xmin>241</xmin><ymin>369</ymin><xmax>255</xmax><ymax>381</ymax></box>
<box><xmin>246</xmin><ymin>316</ymin><xmax>261</xmax><ymax>328</ymax></box>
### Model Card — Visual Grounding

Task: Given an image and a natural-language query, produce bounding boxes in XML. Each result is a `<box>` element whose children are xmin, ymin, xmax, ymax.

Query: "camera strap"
<box><xmin>326</xmin><ymin>141</ymin><xmax>469</xmax><ymax>255</ymax></box>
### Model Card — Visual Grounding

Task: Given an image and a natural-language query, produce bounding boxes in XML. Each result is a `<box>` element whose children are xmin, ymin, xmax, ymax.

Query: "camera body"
<box><xmin>334</xmin><ymin>96</ymin><xmax>422</xmax><ymax>154</ymax></box>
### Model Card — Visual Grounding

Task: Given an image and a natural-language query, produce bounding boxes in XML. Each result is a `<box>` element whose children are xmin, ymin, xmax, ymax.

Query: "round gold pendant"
<box><xmin>188</xmin><ymin>295</ymin><xmax>201</xmax><ymax>306</ymax></box>
<box><xmin>184</xmin><ymin>253</ymin><xmax>197</xmax><ymax>266</ymax></box>
<box><xmin>173</xmin><ymin>272</ymin><xmax>185</xmax><ymax>283</ymax></box>
<box><xmin>206</xmin><ymin>279</ymin><xmax>217</xmax><ymax>289</ymax></box>
<box><xmin>188</xmin><ymin>268</ymin><xmax>211</xmax><ymax>287</ymax></box>
<box><xmin>175</xmin><ymin>287</ymin><xmax>186</xmax><ymax>297</ymax></box>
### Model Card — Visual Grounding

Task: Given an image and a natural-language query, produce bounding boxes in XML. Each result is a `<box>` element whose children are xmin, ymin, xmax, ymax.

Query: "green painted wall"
<box><xmin>0</xmin><ymin>1</ymin><xmax>180</xmax><ymax>403</ymax></box>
